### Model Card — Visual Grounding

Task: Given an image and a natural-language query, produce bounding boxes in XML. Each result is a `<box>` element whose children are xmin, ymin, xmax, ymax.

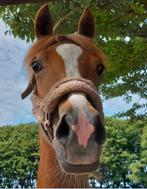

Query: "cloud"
<box><xmin>0</xmin><ymin>20</ymin><xmax>35</xmax><ymax>126</ymax></box>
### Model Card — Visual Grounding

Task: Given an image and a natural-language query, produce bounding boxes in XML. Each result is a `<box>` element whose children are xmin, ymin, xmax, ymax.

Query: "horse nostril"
<box><xmin>94</xmin><ymin>117</ymin><xmax>106</xmax><ymax>145</ymax></box>
<box><xmin>56</xmin><ymin>115</ymin><xmax>70</xmax><ymax>140</ymax></box>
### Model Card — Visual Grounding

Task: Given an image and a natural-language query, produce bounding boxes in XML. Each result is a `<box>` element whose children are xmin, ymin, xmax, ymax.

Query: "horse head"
<box><xmin>22</xmin><ymin>4</ymin><xmax>107</xmax><ymax>176</ymax></box>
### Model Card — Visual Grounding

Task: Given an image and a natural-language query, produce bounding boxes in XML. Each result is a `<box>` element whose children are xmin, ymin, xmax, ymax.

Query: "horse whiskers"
<box><xmin>49</xmin><ymin>164</ymin><xmax>88</xmax><ymax>188</ymax></box>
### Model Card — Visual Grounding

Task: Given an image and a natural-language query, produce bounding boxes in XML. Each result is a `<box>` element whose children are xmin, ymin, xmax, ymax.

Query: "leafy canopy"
<box><xmin>0</xmin><ymin>124</ymin><xmax>39</xmax><ymax>188</ymax></box>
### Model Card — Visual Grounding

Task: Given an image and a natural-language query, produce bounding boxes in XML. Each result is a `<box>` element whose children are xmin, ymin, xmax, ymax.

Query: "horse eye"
<box><xmin>97</xmin><ymin>64</ymin><xmax>104</xmax><ymax>75</ymax></box>
<box><xmin>31</xmin><ymin>61</ymin><xmax>43</xmax><ymax>73</ymax></box>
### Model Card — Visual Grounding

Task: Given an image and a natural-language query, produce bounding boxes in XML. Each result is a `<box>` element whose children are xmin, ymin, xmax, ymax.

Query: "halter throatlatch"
<box><xmin>31</xmin><ymin>77</ymin><xmax>104</xmax><ymax>144</ymax></box>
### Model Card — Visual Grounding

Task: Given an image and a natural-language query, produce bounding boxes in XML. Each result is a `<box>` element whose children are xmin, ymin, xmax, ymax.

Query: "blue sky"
<box><xmin>0</xmin><ymin>20</ymin><xmax>137</xmax><ymax>126</ymax></box>
<box><xmin>0</xmin><ymin>20</ymin><xmax>35</xmax><ymax>125</ymax></box>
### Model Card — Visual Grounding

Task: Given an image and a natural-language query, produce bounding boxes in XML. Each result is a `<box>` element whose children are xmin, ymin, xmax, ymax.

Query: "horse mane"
<box><xmin>24</xmin><ymin>34</ymin><xmax>108</xmax><ymax>68</ymax></box>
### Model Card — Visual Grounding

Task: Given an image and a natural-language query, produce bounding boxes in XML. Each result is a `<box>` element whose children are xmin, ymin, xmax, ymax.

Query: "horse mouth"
<box><xmin>58</xmin><ymin>158</ymin><xmax>99</xmax><ymax>174</ymax></box>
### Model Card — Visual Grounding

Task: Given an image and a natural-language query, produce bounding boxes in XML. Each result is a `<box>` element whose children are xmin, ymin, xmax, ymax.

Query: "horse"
<box><xmin>21</xmin><ymin>4</ymin><xmax>107</xmax><ymax>188</ymax></box>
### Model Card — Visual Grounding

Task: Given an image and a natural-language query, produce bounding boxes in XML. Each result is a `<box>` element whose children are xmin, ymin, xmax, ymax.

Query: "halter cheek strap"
<box><xmin>30</xmin><ymin>77</ymin><xmax>104</xmax><ymax>145</ymax></box>
<box><xmin>31</xmin><ymin>94</ymin><xmax>53</xmax><ymax>144</ymax></box>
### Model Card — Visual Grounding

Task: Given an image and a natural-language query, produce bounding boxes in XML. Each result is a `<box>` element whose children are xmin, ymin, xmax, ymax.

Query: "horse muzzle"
<box><xmin>53</xmin><ymin>92</ymin><xmax>106</xmax><ymax>174</ymax></box>
<box><xmin>31</xmin><ymin>77</ymin><xmax>106</xmax><ymax>174</ymax></box>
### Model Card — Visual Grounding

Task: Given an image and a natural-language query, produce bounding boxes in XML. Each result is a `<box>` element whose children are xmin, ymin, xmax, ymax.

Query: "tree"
<box><xmin>91</xmin><ymin>118</ymin><xmax>147</xmax><ymax>188</ymax></box>
<box><xmin>0</xmin><ymin>0</ymin><xmax>146</xmax><ymax>120</ymax></box>
<box><xmin>0</xmin><ymin>124</ymin><xmax>39</xmax><ymax>188</ymax></box>
<box><xmin>128</xmin><ymin>122</ymin><xmax>147</xmax><ymax>187</ymax></box>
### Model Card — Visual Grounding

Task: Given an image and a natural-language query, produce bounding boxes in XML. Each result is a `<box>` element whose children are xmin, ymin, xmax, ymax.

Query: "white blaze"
<box><xmin>56</xmin><ymin>44</ymin><xmax>83</xmax><ymax>77</ymax></box>
<box><xmin>69</xmin><ymin>93</ymin><xmax>87</xmax><ymax>109</ymax></box>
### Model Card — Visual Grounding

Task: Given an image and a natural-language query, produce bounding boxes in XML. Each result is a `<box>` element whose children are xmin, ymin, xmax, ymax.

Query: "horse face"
<box><xmin>23</xmin><ymin>4</ymin><xmax>106</xmax><ymax>174</ymax></box>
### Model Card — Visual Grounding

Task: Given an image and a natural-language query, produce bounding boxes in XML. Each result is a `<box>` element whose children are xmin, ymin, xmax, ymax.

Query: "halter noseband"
<box><xmin>31</xmin><ymin>77</ymin><xmax>104</xmax><ymax>144</ymax></box>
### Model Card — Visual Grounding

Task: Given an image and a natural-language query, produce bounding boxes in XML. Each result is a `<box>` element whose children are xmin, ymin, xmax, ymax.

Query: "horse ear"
<box><xmin>78</xmin><ymin>7</ymin><xmax>95</xmax><ymax>38</ymax></box>
<box><xmin>21</xmin><ymin>76</ymin><xmax>36</xmax><ymax>99</ymax></box>
<box><xmin>35</xmin><ymin>4</ymin><xmax>53</xmax><ymax>38</ymax></box>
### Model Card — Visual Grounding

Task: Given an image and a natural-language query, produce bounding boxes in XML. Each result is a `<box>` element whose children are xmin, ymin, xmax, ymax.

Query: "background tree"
<box><xmin>128</xmin><ymin>123</ymin><xmax>147</xmax><ymax>187</ymax></box>
<box><xmin>90</xmin><ymin>118</ymin><xmax>147</xmax><ymax>188</ymax></box>
<box><xmin>0</xmin><ymin>0</ymin><xmax>146</xmax><ymax>119</ymax></box>
<box><xmin>0</xmin><ymin>124</ymin><xmax>39</xmax><ymax>188</ymax></box>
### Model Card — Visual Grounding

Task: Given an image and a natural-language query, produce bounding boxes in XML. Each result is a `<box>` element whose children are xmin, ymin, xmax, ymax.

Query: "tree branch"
<box><xmin>0</xmin><ymin>0</ymin><xmax>56</xmax><ymax>5</ymax></box>
<box><xmin>100</xmin><ymin>7</ymin><xmax>147</xmax><ymax>25</ymax></box>
<box><xmin>53</xmin><ymin>12</ymin><xmax>70</xmax><ymax>33</ymax></box>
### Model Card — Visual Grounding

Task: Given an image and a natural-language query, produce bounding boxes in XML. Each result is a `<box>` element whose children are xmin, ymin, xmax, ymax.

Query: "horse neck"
<box><xmin>37</xmin><ymin>129</ymin><xmax>89</xmax><ymax>188</ymax></box>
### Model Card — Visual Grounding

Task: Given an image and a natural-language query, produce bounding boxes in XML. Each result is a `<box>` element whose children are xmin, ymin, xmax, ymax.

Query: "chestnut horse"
<box><xmin>22</xmin><ymin>4</ymin><xmax>107</xmax><ymax>188</ymax></box>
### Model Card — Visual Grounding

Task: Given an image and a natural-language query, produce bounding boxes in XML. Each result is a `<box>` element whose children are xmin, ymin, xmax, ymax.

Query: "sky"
<box><xmin>0</xmin><ymin>20</ymin><xmax>137</xmax><ymax>126</ymax></box>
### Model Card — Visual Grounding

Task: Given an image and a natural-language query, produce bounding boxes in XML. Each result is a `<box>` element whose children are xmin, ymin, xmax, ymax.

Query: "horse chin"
<box><xmin>58</xmin><ymin>158</ymin><xmax>99</xmax><ymax>175</ymax></box>
<box><xmin>54</xmin><ymin>143</ymin><xmax>102</xmax><ymax>175</ymax></box>
<box><xmin>53</xmin><ymin>136</ymin><xmax>102</xmax><ymax>175</ymax></box>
